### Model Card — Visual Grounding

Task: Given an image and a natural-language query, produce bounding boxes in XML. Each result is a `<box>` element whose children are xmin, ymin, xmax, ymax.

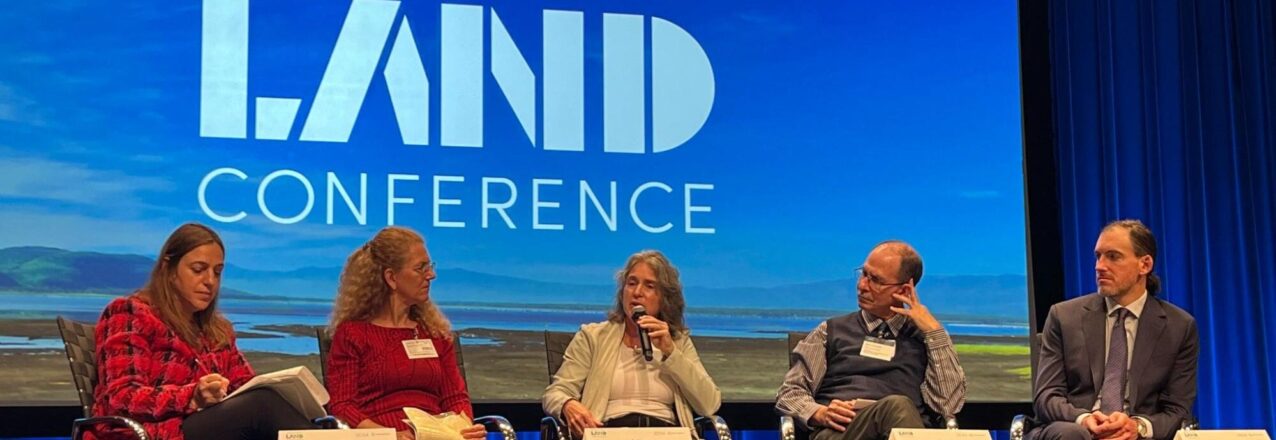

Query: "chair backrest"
<box><xmin>786</xmin><ymin>331</ymin><xmax>808</xmax><ymax>368</ymax></box>
<box><xmin>56</xmin><ymin>316</ymin><xmax>98</xmax><ymax>418</ymax></box>
<box><xmin>544</xmin><ymin>331</ymin><xmax>575</xmax><ymax>380</ymax></box>
<box><xmin>315</xmin><ymin>326</ymin><xmax>467</xmax><ymax>385</ymax></box>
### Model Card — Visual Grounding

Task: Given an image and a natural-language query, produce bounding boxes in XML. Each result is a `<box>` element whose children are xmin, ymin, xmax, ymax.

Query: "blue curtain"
<box><xmin>1050</xmin><ymin>0</ymin><xmax>1276</xmax><ymax>432</ymax></box>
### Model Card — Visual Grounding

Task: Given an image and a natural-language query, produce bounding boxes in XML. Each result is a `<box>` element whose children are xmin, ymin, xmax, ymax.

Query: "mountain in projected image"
<box><xmin>0</xmin><ymin>247</ymin><xmax>1027</xmax><ymax>319</ymax></box>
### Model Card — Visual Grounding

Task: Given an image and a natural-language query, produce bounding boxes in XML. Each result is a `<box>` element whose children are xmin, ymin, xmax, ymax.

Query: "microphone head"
<box><xmin>631</xmin><ymin>305</ymin><xmax>647</xmax><ymax>320</ymax></box>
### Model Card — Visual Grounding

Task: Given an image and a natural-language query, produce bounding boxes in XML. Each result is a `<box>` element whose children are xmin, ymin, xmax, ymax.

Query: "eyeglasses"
<box><xmin>854</xmin><ymin>266</ymin><xmax>906</xmax><ymax>290</ymax></box>
<box><xmin>412</xmin><ymin>260</ymin><xmax>437</xmax><ymax>275</ymax></box>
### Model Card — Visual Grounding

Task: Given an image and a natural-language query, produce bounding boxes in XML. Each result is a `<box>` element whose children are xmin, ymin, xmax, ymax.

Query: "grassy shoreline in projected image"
<box><xmin>0</xmin><ymin>246</ymin><xmax>1030</xmax><ymax>403</ymax></box>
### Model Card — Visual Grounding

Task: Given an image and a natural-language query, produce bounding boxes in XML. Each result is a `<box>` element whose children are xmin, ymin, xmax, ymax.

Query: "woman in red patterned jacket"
<box><xmin>91</xmin><ymin>223</ymin><xmax>313</xmax><ymax>440</ymax></box>
<box><xmin>325</xmin><ymin>226</ymin><xmax>486</xmax><ymax>440</ymax></box>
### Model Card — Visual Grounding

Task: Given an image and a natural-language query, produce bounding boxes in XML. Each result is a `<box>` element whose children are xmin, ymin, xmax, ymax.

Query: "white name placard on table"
<box><xmin>889</xmin><ymin>428</ymin><xmax>993</xmax><ymax>440</ymax></box>
<box><xmin>279</xmin><ymin>428</ymin><xmax>395</xmax><ymax>440</ymax></box>
<box><xmin>1175</xmin><ymin>430</ymin><xmax>1271</xmax><ymax>440</ymax></box>
<box><xmin>583</xmin><ymin>427</ymin><xmax>692</xmax><ymax>440</ymax></box>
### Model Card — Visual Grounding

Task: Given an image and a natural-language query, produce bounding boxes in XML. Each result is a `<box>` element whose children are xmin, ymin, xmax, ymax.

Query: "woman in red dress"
<box><xmin>325</xmin><ymin>226</ymin><xmax>486</xmax><ymax>440</ymax></box>
<box><xmin>90</xmin><ymin>223</ymin><xmax>313</xmax><ymax>440</ymax></box>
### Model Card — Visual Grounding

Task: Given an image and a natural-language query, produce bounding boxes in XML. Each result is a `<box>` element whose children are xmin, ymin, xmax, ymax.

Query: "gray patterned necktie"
<box><xmin>1100</xmin><ymin>308</ymin><xmax>1130</xmax><ymax>413</ymax></box>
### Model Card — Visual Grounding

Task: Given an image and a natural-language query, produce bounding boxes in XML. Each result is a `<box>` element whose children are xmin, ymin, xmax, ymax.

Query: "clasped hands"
<box><xmin>1082</xmin><ymin>411</ymin><xmax>1141</xmax><ymax>440</ymax></box>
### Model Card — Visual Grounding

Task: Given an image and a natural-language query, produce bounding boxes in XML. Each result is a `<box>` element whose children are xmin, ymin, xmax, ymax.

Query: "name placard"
<box><xmin>1175</xmin><ymin>430</ymin><xmax>1271</xmax><ymax>440</ymax></box>
<box><xmin>583</xmin><ymin>427</ymin><xmax>691</xmax><ymax>440</ymax></box>
<box><xmin>888</xmin><ymin>429</ymin><xmax>993</xmax><ymax>440</ymax></box>
<box><xmin>278</xmin><ymin>428</ymin><xmax>396</xmax><ymax>440</ymax></box>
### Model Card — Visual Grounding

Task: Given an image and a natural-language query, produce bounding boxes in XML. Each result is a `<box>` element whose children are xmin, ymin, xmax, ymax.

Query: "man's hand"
<box><xmin>459</xmin><ymin>423</ymin><xmax>487</xmax><ymax>439</ymax></box>
<box><xmin>890</xmin><ymin>279</ymin><xmax>942</xmax><ymax>332</ymax></box>
<box><xmin>190</xmin><ymin>373</ymin><xmax>229</xmax><ymax>409</ymax></box>
<box><xmin>562</xmin><ymin>399</ymin><xmax>602</xmax><ymax>438</ymax></box>
<box><xmin>1096</xmin><ymin>412</ymin><xmax>1139</xmax><ymax>440</ymax></box>
<box><xmin>810</xmin><ymin>400</ymin><xmax>857</xmax><ymax>432</ymax></box>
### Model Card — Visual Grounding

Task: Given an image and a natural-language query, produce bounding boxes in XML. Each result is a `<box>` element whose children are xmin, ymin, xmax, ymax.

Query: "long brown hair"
<box><xmin>329</xmin><ymin>226</ymin><xmax>451</xmax><ymax>338</ymax></box>
<box><xmin>607</xmin><ymin>250</ymin><xmax>689</xmax><ymax>338</ymax></box>
<box><xmin>141</xmin><ymin>223</ymin><xmax>234</xmax><ymax>349</ymax></box>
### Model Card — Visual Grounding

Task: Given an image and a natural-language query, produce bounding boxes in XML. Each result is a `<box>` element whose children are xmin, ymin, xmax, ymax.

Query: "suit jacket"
<box><xmin>1034</xmin><ymin>293</ymin><xmax>1198</xmax><ymax>440</ymax></box>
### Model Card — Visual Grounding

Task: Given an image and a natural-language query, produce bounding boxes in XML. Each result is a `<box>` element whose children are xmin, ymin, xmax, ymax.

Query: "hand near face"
<box><xmin>889</xmin><ymin>279</ymin><xmax>942</xmax><ymax>332</ymax></box>
<box><xmin>636</xmin><ymin>315</ymin><xmax>676</xmax><ymax>354</ymax></box>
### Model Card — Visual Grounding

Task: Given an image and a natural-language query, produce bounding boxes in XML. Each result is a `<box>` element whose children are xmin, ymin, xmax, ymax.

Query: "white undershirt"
<box><xmin>601</xmin><ymin>345</ymin><xmax>676</xmax><ymax>424</ymax></box>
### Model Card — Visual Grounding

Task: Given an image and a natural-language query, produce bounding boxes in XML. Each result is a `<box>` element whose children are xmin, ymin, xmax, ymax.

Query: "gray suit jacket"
<box><xmin>1033</xmin><ymin>293</ymin><xmax>1198</xmax><ymax>440</ymax></box>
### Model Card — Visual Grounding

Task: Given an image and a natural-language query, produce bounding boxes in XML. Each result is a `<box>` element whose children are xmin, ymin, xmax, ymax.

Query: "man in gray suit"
<box><xmin>1031</xmin><ymin>220</ymin><xmax>1198</xmax><ymax>440</ymax></box>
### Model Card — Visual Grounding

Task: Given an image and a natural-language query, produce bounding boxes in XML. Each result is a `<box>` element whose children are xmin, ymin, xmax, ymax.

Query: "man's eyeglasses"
<box><xmin>412</xmin><ymin>261</ymin><xmax>437</xmax><ymax>275</ymax></box>
<box><xmin>854</xmin><ymin>267</ymin><xmax>907</xmax><ymax>290</ymax></box>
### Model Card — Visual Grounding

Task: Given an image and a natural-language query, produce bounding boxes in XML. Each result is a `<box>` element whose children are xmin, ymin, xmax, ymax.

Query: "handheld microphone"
<box><xmin>631</xmin><ymin>305</ymin><xmax>654</xmax><ymax>361</ymax></box>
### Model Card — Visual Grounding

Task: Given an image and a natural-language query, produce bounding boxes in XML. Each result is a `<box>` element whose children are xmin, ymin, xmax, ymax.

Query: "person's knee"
<box><xmin>877</xmin><ymin>395</ymin><xmax>914</xmax><ymax>411</ymax></box>
<box><xmin>874</xmin><ymin>395</ymin><xmax>923</xmax><ymax>428</ymax></box>
<box><xmin>1037</xmin><ymin>422</ymin><xmax>1090</xmax><ymax>440</ymax></box>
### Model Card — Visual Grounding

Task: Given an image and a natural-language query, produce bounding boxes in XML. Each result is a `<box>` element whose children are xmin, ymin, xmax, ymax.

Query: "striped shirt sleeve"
<box><xmin>921</xmin><ymin>328</ymin><xmax>967</xmax><ymax>417</ymax></box>
<box><xmin>775</xmin><ymin>322</ymin><xmax>829</xmax><ymax>430</ymax></box>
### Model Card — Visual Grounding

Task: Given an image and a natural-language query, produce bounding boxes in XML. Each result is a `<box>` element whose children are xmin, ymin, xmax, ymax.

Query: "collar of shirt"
<box><xmin>860</xmin><ymin>310</ymin><xmax>908</xmax><ymax>337</ymax></box>
<box><xmin>1104</xmin><ymin>291</ymin><xmax>1149</xmax><ymax>319</ymax></box>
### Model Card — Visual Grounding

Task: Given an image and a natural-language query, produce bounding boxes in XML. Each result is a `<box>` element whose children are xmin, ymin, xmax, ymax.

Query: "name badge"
<box><xmin>403</xmin><ymin>339</ymin><xmax>438</xmax><ymax>359</ymax></box>
<box><xmin>861</xmin><ymin>336</ymin><xmax>896</xmax><ymax>361</ymax></box>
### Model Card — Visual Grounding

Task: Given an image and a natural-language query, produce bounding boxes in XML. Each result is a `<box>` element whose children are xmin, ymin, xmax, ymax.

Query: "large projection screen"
<box><xmin>0</xmin><ymin>0</ymin><xmax>1028</xmax><ymax>403</ymax></box>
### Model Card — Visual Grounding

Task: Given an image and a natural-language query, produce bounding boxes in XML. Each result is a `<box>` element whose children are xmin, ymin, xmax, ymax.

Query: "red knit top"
<box><xmin>325</xmin><ymin>321</ymin><xmax>472</xmax><ymax>430</ymax></box>
<box><xmin>89</xmin><ymin>295</ymin><xmax>255</xmax><ymax>440</ymax></box>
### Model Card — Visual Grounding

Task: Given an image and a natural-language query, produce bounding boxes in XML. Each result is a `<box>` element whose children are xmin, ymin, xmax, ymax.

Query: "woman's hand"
<box><xmin>396</xmin><ymin>430</ymin><xmax>415</xmax><ymax>440</ymax></box>
<box><xmin>562</xmin><ymin>399</ymin><xmax>602</xmax><ymax>438</ymax></box>
<box><xmin>190</xmin><ymin>373</ymin><xmax>229</xmax><ymax>409</ymax></box>
<box><xmin>636</xmin><ymin>315</ymin><xmax>676</xmax><ymax>354</ymax></box>
<box><xmin>460</xmin><ymin>423</ymin><xmax>487</xmax><ymax>439</ymax></box>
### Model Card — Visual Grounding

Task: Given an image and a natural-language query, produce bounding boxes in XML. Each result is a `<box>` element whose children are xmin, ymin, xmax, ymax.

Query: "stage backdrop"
<box><xmin>0</xmin><ymin>0</ymin><xmax>1027</xmax><ymax>403</ymax></box>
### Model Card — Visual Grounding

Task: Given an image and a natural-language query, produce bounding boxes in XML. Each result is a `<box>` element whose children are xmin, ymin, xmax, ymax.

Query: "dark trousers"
<box><xmin>182</xmin><ymin>388</ymin><xmax>314</xmax><ymax>440</ymax></box>
<box><xmin>1027</xmin><ymin>422</ymin><xmax>1093</xmax><ymax>440</ymax></box>
<box><xmin>604</xmin><ymin>412</ymin><xmax>678</xmax><ymax>428</ymax></box>
<box><xmin>810</xmin><ymin>395</ymin><xmax>925</xmax><ymax>440</ymax></box>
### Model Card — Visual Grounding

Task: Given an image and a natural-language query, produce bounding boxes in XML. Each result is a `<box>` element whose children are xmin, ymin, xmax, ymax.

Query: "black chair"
<box><xmin>315</xmin><ymin>327</ymin><xmax>516</xmax><ymax>439</ymax></box>
<box><xmin>1007</xmin><ymin>333</ymin><xmax>1197</xmax><ymax>440</ymax></box>
<box><xmin>56</xmin><ymin>316</ymin><xmax>150</xmax><ymax>440</ymax></box>
<box><xmin>779</xmin><ymin>331</ymin><xmax>959</xmax><ymax>440</ymax></box>
<box><xmin>540</xmin><ymin>330</ymin><xmax>733</xmax><ymax>440</ymax></box>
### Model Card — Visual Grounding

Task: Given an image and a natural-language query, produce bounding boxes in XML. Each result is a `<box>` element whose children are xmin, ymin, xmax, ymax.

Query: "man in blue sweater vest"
<box><xmin>777</xmin><ymin>240</ymin><xmax>967</xmax><ymax>440</ymax></box>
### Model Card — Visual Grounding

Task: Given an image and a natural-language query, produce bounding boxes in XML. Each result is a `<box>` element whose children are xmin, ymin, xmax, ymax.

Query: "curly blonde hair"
<box><xmin>329</xmin><ymin>226</ymin><xmax>451</xmax><ymax>338</ymax></box>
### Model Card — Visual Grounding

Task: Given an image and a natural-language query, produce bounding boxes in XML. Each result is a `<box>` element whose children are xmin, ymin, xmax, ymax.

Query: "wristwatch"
<box><xmin>1136</xmin><ymin>419</ymin><xmax>1151</xmax><ymax>439</ymax></box>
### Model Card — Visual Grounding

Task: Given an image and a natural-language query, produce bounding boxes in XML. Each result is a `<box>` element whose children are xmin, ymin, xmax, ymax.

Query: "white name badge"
<box><xmin>278</xmin><ymin>428</ymin><xmax>394</xmax><ymax>440</ymax></box>
<box><xmin>583</xmin><ymin>427</ymin><xmax>691</xmax><ymax>440</ymax></box>
<box><xmin>888</xmin><ymin>428</ymin><xmax>993</xmax><ymax>440</ymax></box>
<box><xmin>861</xmin><ymin>336</ymin><xmax>897</xmax><ymax>361</ymax></box>
<box><xmin>403</xmin><ymin>339</ymin><xmax>439</xmax><ymax>359</ymax></box>
<box><xmin>1175</xmin><ymin>430</ymin><xmax>1272</xmax><ymax>440</ymax></box>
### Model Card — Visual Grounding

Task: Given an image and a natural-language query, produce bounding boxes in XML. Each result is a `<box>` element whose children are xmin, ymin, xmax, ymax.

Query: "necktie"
<box><xmin>1100</xmin><ymin>308</ymin><xmax>1129</xmax><ymax>413</ymax></box>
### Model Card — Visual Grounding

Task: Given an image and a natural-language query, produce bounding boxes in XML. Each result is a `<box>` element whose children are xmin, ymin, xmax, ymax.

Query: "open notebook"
<box><xmin>219</xmin><ymin>366</ymin><xmax>329</xmax><ymax>420</ymax></box>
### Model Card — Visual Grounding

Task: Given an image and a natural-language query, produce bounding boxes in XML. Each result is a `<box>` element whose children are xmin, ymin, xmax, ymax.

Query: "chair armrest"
<box><xmin>542</xmin><ymin>416</ymin><xmax>570</xmax><ymax>440</ymax></box>
<box><xmin>694</xmin><ymin>415</ymin><xmax>732</xmax><ymax>440</ymax></box>
<box><xmin>1010</xmin><ymin>414</ymin><xmax>1030</xmax><ymax>440</ymax></box>
<box><xmin>72</xmin><ymin>416</ymin><xmax>150</xmax><ymax>440</ymax></box>
<box><xmin>779</xmin><ymin>415</ymin><xmax>797</xmax><ymax>440</ymax></box>
<box><xmin>1180</xmin><ymin>416</ymin><xmax>1199</xmax><ymax>431</ymax></box>
<box><xmin>476</xmin><ymin>415</ymin><xmax>517</xmax><ymax>440</ymax></box>
<box><xmin>945</xmin><ymin>416</ymin><xmax>959</xmax><ymax>430</ymax></box>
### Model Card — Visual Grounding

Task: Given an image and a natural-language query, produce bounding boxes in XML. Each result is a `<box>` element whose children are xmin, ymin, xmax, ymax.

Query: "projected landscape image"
<box><xmin>0</xmin><ymin>0</ymin><xmax>1028</xmax><ymax>402</ymax></box>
